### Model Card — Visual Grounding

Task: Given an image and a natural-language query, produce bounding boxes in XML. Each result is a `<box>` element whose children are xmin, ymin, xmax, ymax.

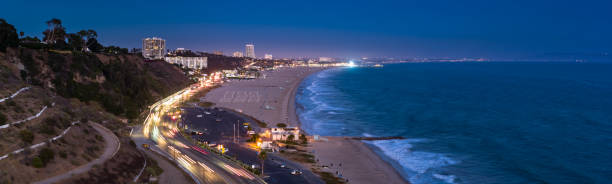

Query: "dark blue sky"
<box><xmin>2</xmin><ymin>0</ymin><xmax>611</xmax><ymax>59</ymax></box>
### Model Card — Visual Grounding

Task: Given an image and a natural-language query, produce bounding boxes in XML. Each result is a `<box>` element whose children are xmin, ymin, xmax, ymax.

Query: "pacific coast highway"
<box><xmin>132</xmin><ymin>74</ymin><xmax>266</xmax><ymax>184</ymax></box>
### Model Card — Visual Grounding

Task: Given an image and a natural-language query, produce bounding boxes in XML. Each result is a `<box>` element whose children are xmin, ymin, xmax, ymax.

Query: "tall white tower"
<box><xmin>245</xmin><ymin>44</ymin><xmax>255</xmax><ymax>58</ymax></box>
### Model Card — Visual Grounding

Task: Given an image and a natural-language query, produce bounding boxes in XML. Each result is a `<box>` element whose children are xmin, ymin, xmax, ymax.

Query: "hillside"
<box><xmin>3</xmin><ymin>48</ymin><xmax>191</xmax><ymax>120</ymax></box>
<box><xmin>0</xmin><ymin>18</ymin><xmax>193</xmax><ymax>184</ymax></box>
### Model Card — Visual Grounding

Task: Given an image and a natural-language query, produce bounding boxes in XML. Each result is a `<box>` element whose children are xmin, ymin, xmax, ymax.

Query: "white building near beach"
<box><xmin>267</xmin><ymin>127</ymin><xmax>300</xmax><ymax>141</ymax></box>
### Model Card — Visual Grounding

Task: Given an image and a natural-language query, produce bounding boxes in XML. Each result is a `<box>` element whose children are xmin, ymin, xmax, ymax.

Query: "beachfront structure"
<box><xmin>262</xmin><ymin>127</ymin><xmax>300</xmax><ymax>141</ymax></box>
<box><xmin>264</xmin><ymin>54</ymin><xmax>273</xmax><ymax>60</ymax></box>
<box><xmin>245</xmin><ymin>44</ymin><xmax>255</xmax><ymax>58</ymax></box>
<box><xmin>142</xmin><ymin>37</ymin><xmax>166</xmax><ymax>60</ymax></box>
<box><xmin>233</xmin><ymin>51</ymin><xmax>244</xmax><ymax>57</ymax></box>
<box><xmin>165</xmin><ymin>56</ymin><xmax>208</xmax><ymax>69</ymax></box>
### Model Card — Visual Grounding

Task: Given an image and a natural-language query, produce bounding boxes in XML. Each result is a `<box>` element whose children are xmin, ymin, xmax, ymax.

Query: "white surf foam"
<box><xmin>368</xmin><ymin>139</ymin><xmax>459</xmax><ymax>184</ymax></box>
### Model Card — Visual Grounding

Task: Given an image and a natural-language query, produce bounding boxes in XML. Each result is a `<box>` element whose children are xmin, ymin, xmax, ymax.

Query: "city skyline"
<box><xmin>2</xmin><ymin>0</ymin><xmax>612</xmax><ymax>60</ymax></box>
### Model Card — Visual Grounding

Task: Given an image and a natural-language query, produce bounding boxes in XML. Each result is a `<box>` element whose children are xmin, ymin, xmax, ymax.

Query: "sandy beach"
<box><xmin>205</xmin><ymin>66</ymin><xmax>322</xmax><ymax>128</ymax></box>
<box><xmin>204</xmin><ymin>66</ymin><xmax>408</xmax><ymax>184</ymax></box>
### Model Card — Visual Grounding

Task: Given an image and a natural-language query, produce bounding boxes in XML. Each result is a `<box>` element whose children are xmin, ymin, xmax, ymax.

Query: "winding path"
<box><xmin>33</xmin><ymin>122</ymin><xmax>121</xmax><ymax>184</ymax></box>
<box><xmin>0</xmin><ymin>87</ymin><xmax>30</xmax><ymax>103</ymax></box>
<box><xmin>0</xmin><ymin>121</ymin><xmax>78</xmax><ymax>161</ymax></box>
<box><xmin>0</xmin><ymin>105</ymin><xmax>48</xmax><ymax>129</ymax></box>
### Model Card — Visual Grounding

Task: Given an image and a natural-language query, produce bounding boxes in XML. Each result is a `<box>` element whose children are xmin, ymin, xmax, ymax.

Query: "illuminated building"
<box><xmin>142</xmin><ymin>37</ymin><xmax>166</xmax><ymax>60</ymax></box>
<box><xmin>233</xmin><ymin>51</ymin><xmax>243</xmax><ymax>57</ymax></box>
<box><xmin>245</xmin><ymin>44</ymin><xmax>255</xmax><ymax>58</ymax></box>
<box><xmin>264</xmin><ymin>54</ymin><xmax>273</xmax><ymax>60</ymax></box>
<box><xmin>165</xmin><ymin>56</ymin><xmax>208</xmax><ymax>69</ymax></box>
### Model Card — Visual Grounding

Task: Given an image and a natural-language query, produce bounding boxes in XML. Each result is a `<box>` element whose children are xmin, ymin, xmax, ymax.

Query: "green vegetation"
<box><xmin>312</xmin><ymin>169</ymin><xmax>347</xmax><ymax>184</ymax></box>
<box><xmin>287</xmin><ymin>134</ymin><xmax>295</xmax><ymax>141</ymax></box>
<box><xmin>299</xmin><ymin>134</ymin><xmax>308</xmax><ymax>145</ymax></box>
<box><xmin>0</xmin><ymin>112</ymin><xmax>6</xmax><ymax>125</ymax></box>
<box><xmin>19</xmin><ymin>130</ymin><xmax>34</xmax><ymax>144</ymax></box>
<box><xmin>276</xmin><ymin>123</ymin><xmax>287</xmax><ymax>128</ymax></box>
<box><xmin>144</xmin><ymin>157</ymin><xmax>164</xmax><ymax>176</ymax></box>
<box><xmin>31</xmin><ymin>157</ymin><xmax>44</xmax><ymax>168</ymax></box>
<box><xmin>39</xmin><ymin>148</ymin><xmax>55</xmax><ymax>165</ymax></box>
<box><xmin>30</xmin><ymin>148</ymin><xmax>55</xmax><ymax>168</ymax></box>
<box><xmin>0</xmin><ymin>19</ymin><xmax>19</xmax><ymax>52</ymax></box>
<box><xmin>257</xmin><ymin>151</ymin><xmax>267</xmax><ymax>175</ymax></box>
<box><xmin>2</xmin><ymin>19</ymin><xmax>188</xmax><ymax>121</ymax></box>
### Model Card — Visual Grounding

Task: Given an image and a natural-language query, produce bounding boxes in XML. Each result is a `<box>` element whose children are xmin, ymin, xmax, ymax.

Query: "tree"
<box><xmin>67</xmin><ymin>33</ymin><xmax>84</xmax><ymax>51</ymax></box>
<box><xmin>257</xmin><ymin>151</ymin><xmax>267</xmax><ymax>176</ymax></box>
<box><xmin>77</xmin><ymin>29</ymin><xmax>98</xmax><ymax>51</ymax></box>
<box><xmin>299</xmin><ymin>134</ymin><xmax>308</xmax><ymax>144</ymax></box>
<box><xmin>43</xmin><ymin>18</ymin><xmax>64</xmax><ymax>44</ymax></box>
<box><xmin>43</xmin><ymin>18</ymin><xmax>68</xmax><ymax>49</ymax></box>
<box><xmin>287</xmin><ymin>134</ymin><xmax>295</xmax><ymax>142</ymax></box>
<box><xmin>0</xmin><ymin>18</ymin><xmax>19</xmax><ymax>52</ymax></box>
<box><xmin>87</xmin><ymin>38</ymin><xmax>104</xmax><ymax>52</ymax></box>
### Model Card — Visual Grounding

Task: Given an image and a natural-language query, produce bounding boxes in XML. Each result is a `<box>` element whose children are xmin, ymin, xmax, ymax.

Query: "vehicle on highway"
<box><xmin>291</xmin><ymin>170</ymin><xmax>302</xmax><ymax>175</ymax></box>
<box><xmin>280</xmin><ymin>164</ymin><xmax>286</xmax><ymax>168</ymax></box>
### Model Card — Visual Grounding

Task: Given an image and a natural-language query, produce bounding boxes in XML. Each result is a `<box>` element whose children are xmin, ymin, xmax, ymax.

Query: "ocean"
<box><xmin>295</xmin><ymin>62</ymin><xmax>612</xmax><ymax>184</ymax></box>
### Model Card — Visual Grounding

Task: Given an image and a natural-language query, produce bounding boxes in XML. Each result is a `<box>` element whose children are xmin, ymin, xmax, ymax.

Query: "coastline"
<box><xmin>204</xmin><ymin>66</ymin><xmax>408</xmax><ymax>184</ymax></box>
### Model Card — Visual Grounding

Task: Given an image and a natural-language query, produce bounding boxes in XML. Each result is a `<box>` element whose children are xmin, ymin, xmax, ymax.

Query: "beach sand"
<box><xmin>204</xmin><ymin>66</ymin><xmax>321</xmax><ymax>128</ymax></box>
<box><xmin>204</xmin><ymin>66</ymin><xmax>408</xmax><ymax>184</ymax></box>
<box><xmin>310</xmin><ymin>137</ymin><xmax>408</xmax><ymax>184</ymax></box>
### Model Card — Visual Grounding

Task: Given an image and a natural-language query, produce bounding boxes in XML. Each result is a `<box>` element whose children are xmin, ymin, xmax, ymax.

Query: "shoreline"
<box><xmin>204</xmin><ymin>66</ymin><xmax>409</xmax><ymax>184</ymax></box>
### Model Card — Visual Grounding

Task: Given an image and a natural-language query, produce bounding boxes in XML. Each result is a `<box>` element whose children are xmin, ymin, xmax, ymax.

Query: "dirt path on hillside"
<box><xmin>33</xmin><ymin>122</ymin><xmax>121</xmax><ymax>184</ymax></box>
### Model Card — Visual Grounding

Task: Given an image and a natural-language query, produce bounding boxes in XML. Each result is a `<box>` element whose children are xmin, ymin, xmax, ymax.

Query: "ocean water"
<box><xmin>295</xmin><ymin>62</ymin><xmax>612</xmax><ymax>184</ymax></box>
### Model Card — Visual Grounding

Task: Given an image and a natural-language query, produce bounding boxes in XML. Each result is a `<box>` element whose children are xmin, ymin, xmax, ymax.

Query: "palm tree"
<box><xmin>257</xmin><ymin>150</ymin><xmax>267</xmax><ymax>175</ymax></box>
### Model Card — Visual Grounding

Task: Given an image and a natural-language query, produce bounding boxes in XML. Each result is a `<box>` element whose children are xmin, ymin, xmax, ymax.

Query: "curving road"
<box><xmin>135</xmin><ymin>82</ymin><xmax>266</xmax><ymax>184</ymax></box>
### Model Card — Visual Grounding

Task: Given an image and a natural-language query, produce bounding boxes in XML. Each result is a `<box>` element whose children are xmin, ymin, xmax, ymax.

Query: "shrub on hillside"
<box><xmin>31</xmin><ymin>157</ymin><xmax>44</xmax><ymax>168</ymax></box>
<box><xmin>39</xmin><ymin>123</ymin><xmax>56</xmax><ymax>135</ymax></box>
<box><xmin>39</xmin><ymin>148</ymin><xmax>55</xmax><ymax>165</ymax></box>
<box><xmin>19</xmin><ymin>130</ymin><xmax>34</xmax><ymax>144</ymax></box>
<box><xmin>0</xmin><ymin>112</ymin><xmax>6</xmax><ymax>125</ymax></box>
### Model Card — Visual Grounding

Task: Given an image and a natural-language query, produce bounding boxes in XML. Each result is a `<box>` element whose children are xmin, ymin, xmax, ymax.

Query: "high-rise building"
<box><xmin>233</xmin><ymin>51</ymin><xmax>244</xmax><ymax>57</ymax></box>
<box><xmin>264</xmin><ymin>54</ymin><xmax>273</xmax><ymax>60</ymax></box>
<box><xmin>245</xmin><ymin>44</ymin><xmax>255</xmax><ymax>58</ymax></box>
<box><xmin>142</xmin><ymin>37</ymin><xmax>166</xmax><ymax>60</ymax></box>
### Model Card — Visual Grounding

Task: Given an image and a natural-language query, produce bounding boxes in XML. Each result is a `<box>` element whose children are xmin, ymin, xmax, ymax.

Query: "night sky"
<box><xmin>2</xmin><ymin>0</ymin><xmax>611</xmax><ymax>59</ymax></box>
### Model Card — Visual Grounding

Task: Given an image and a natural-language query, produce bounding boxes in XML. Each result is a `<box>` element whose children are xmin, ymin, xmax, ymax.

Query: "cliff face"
<box><xmin>1</xmin><ymin>48</ymin><xmax>191</xmax><ymax>119</ymax></box>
